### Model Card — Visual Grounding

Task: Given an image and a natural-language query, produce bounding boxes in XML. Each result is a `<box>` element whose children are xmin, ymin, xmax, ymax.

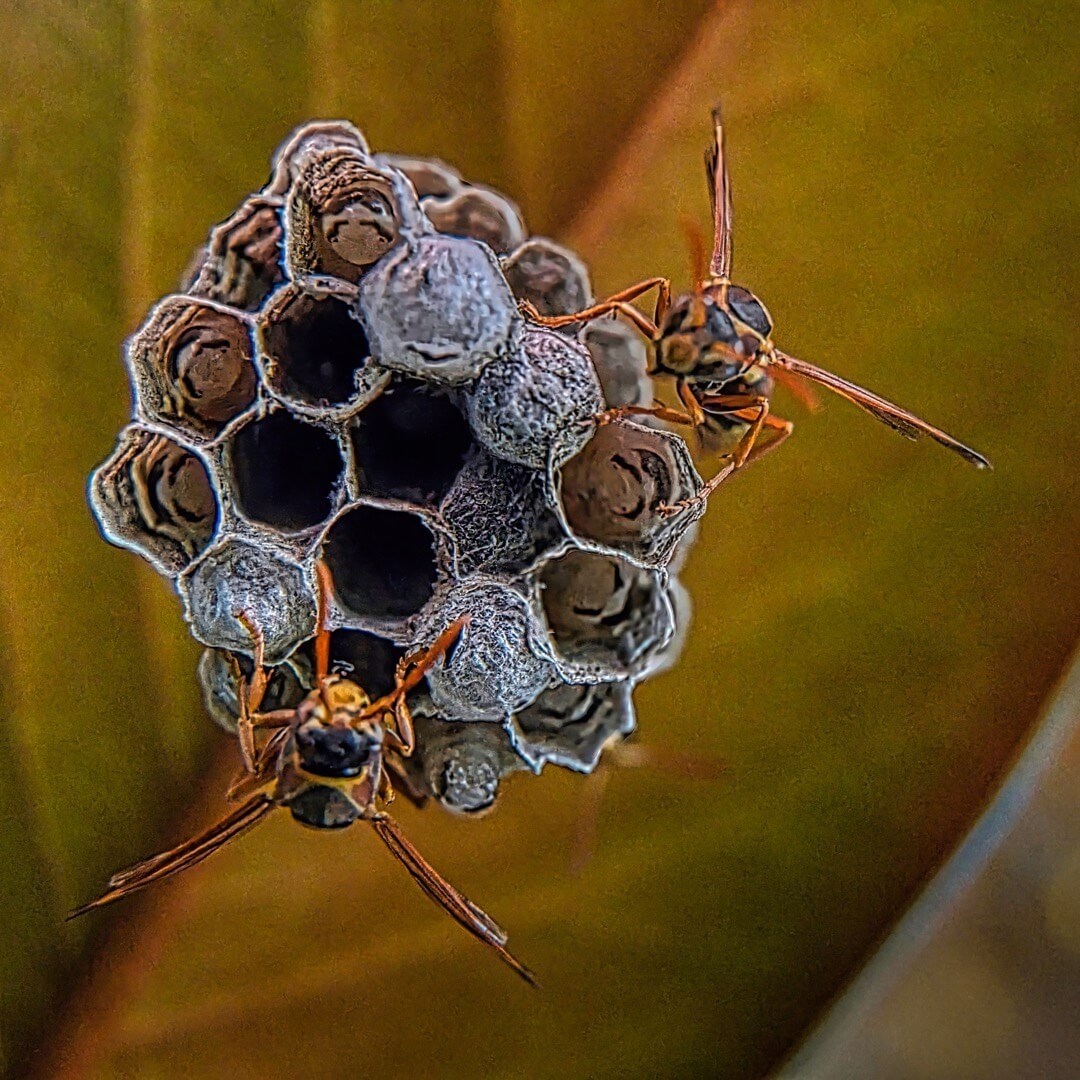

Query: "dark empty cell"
<box><xmin>264</xmin><ymin>293</ymin><xmax>371</xmax><ymax>405</ymax></box>
<box><xmin>350</xmin><ymin>382</ymin><xmax>473</xmax><ymax>503</ymax></box>
<box><xmin>329</xmin><ymin>629</ymin><xmax>404</xmax><ymax>698</ymax></box>
<box><xmin>322</xmin><ymin>505</ymin><xmax>437</xmax><ymax>619</ymax></box>
<box><xmin>231</xmin><ymin>411</ymin><xmax>343</xmax><ymax>531</ymax></box>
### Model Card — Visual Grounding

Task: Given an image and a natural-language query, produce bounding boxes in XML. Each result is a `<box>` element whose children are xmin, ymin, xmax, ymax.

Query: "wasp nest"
<box><xmin>91</xmin><ymin>120</ymin><xmax>704</xmax><ymax>800</ymax></box>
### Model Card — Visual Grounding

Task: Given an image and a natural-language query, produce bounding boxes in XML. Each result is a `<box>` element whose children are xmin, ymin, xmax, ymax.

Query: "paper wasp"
<box><xmin>527</xmin><ymin>106</ymin><xmax>989</xmax><ymax>511</ymax></box>
<box><xmin>70</xmin><ymin>563</ymin><xmax>535</xmax><ymax>986</ymax></box>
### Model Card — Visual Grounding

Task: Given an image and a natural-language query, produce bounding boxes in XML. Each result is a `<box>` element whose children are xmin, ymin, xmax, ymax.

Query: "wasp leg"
<box><xmin>586</xmin><ymin>402</ymin><xmax>697</xmax><ymax>428</ymax></box>
<box><xmin>695</xmin><ymin>391</ymin><xmax>795</xmax><ymax>468</ymax></box>
<box><xmin>659</xmin><ymin>459</ymin><xmax>737</xmax><ymax>518</ymax></box>
<box><xmin>676</xmin><ymin>378</ymin><xmax>707</xmax><ymax>428</ymax></box>
<box><xmin>521</xmin><ymin>275</ymin><xmax>669</xmax><ymax>336</ymax></box>
<box><xmin>523</xmin><ymin>297</ymin><xmax>659</xmax><ymax>340</ymax></box>
<box><xmin>382</xmin><ymin>695</ymin><xmax>416</xmax><ymax>758</ymax></box>
<box><xmin>313</xmin><ymin>561</ymin><xmax>334</xmax><ymax>689</ymax></box>
<box><xmin>741</xmin><ymin>413</ymin><xmax>793</xmax><ymax>465</ymax></box>
<box><xmin>234</xmin><ymin>611</ymin><xmax>270</xmax><ymax>773</ymax></box>
<box><xmin>362</xmin><ymin>617</ymin><xmax>469</xmax><ymax>722</ymax></box>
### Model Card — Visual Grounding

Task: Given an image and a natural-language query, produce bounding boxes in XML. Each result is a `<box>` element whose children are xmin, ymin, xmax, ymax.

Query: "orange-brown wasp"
<box><xmin>528</xmin><ymin>106</ymin><xmax>989</xmax><ymax>511</ymax></box>
<box><xmin>70</xmin><ymin>564</ymin><xmax>535</xmax><ymax>986</ymax></box>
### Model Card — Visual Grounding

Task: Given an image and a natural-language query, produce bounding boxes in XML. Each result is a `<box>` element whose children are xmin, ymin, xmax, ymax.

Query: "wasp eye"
<box><xmin>704</xmin><ymin>302</ymin><xmax>739</xmax><ymax>347</ymax></box>
<box><xmin>289</xmin><ymin>785</ymin><xmax>359</xmax><ymax>829</ymax></box>
<box><xmin>726</xmin><ymin>285</ymin><xmax>772</xmax><ymax>338</ymax></box>
<box><xmin>296</xmin><ymin>723</ymin><xmax>372</xmax><ymax>778</ymax></box>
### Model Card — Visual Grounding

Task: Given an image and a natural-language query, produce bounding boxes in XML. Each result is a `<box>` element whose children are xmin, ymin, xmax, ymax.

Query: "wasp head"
<box><xmin>294</xmin><ymin>718</ymin><xmax>378</xmax><ymax>779</ymax></box>
<box><xmin>284</xmin><ymin>677</ymin><xmax>383</xmax><ymax>830</ymax></box>
<box><xmin>658</xmin><ymin>283</ymin><xmax>774</xmax><ymax>383</ymax></box>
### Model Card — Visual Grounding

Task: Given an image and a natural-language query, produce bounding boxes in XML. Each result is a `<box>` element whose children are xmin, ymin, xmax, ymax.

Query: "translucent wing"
<box><xmin>706</xmin><ymin>105</ymin><xmax>733</xmax><ymax>281</ymax></box>
<box><xmin>68</xmin><ymin>795</ymin><xmax>274</xmax><ymax>919</ymax></box>
<box><xmin>772</xmin><ymin>350</ymin><xmax>991</xmax><ymax>468</ymax></box>
<box><xmin>370</xmin><ymin>813</ymin><xmax>536</xmax><ymax>986</ymax></box>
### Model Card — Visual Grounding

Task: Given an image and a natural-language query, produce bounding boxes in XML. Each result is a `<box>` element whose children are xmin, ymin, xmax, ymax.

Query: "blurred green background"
<box><xmin>0</xmin><ymin>1</ymin><xmax>1077</xmax><ymax>1077</ymax></box>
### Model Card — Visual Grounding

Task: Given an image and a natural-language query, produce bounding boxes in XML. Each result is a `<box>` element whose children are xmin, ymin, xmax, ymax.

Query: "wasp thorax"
<box><xmin>295</xmin><ymin>719</ymin><xmax>375</xmax><ymax>778</ymax></box>
<box><xmin>288</xmin><ymin>784</ymin><xmax>361</xmax><ymax>829</ymax></box>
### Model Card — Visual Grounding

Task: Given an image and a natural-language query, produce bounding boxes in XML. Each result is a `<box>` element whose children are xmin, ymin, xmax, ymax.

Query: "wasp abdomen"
<box><xmin>288</xmin><ymin>785</ymin><xmax>360</xmax><ymax>829</ymax></box>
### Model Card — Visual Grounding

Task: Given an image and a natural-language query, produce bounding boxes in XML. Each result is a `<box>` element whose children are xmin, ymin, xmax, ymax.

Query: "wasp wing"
<box><xmin>706</xmin><ymin>105</ymin><xmax>734</xmax><ymax>281</ymax></box>
<box><xmin>370</xmin><ymin>813</ymin><xmax>536</xmax><ymax>987</ymax></box>
<box><xmin>68</xmin><ymin>795</ymin><xmax>274</xmax><ymax>919</ymax></box>
<box><xmin>772</xmin><ymin>350</ymin><xmax>990</xmax><ymax>468</ymax></box>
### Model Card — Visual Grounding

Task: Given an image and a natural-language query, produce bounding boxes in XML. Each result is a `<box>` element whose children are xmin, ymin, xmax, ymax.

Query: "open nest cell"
<box><xmin>321</xmin><ymin>503</ymin><xmax>439</xmax><ymax>622</ymax></box>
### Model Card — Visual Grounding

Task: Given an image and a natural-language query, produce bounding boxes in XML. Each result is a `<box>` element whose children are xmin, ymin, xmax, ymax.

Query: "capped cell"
<box><xmin>463</xmin><ymin>324</ymin><xmax>603</xmax><ymax>470</ymax></box>
<box><xmin>179</xmin><ymin>537</ymin><xmax>317</xmax><ymax>664</ymax></box>
<box><xmin>127</xmin><ymin>295</ymin><xmax>258</xmax><ymax>442</ymax></box>
<box><xmin>355</xmin><ymin>233</ymin><xmax>517</xmax><ymax>385</ymax></box>
<box><xmin>89</xmin><ymin>426</ymin><xmax>218</xmax><ymax>577</ymax></box>
<box><xmin>438</xmin><ymin>450</ymin><xmax>564</xmax><ymax>577</ymax></box>
<box><xmin>413</xmin><ymin>714</ymin><xmax>525</xmax><ymax>815</ymax></box>
<box><xmin>502</xmin><ymin>237</ymin><xmax>591</xmax><ymax>319</ymax></box>
<box><xmin>582</xmin><ymin>318</ymin><xmax>653</xmax><ymax>409</ymax></box>
<box><xmin>534</xmin><ymin>548</ymin><xmax>675</xmax><ymax>683</ymax></box>
<box><xmin>422</xmin><ymin>186</ymin><xmax>526</xmax><ymax>255</ymax></box>
<box><xmin>415</xmin><ymin>578</ymin><xmax>558</xmax><ymax>722</ymax></box>
<box><xmin>554</xmin><ymin>418</ymin><xmax>705</xmax><ymax>569</ymax></box>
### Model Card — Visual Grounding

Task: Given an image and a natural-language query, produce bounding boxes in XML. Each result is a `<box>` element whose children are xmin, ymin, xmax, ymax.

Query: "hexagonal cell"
<box><xmin>582</xmin><ymin>318</ymin><xmax>653</xmax><ymax>409</ymax></box>
<box><xmin>184</xmin><ymin>194</ymin><xmax>285</xmax><ymax>312</ymax></box>
<box><xmin>126</xmin><ymin>295</ymin><xmax>258</xmax><ymax>442</ymax></box>
<box><xmin>463</xmin><ymin>324</ymin><xmax>603</xmax><ymax>469</ymax></box>
<box><xmin>285</xmin><ymin>146</ymin><xmax>402</xmax><ymax>282</ymax></box>
<box><xmin>510</xmin><ymin>680</ymin><xmax>636</xmax><ymax>774</ymax></box>
<box><xmin>89</xmin><ymin>426</ymin><xmax>218</xmax><ymax>576</ymax></box>
<box><xmin>415</xmin><ymin>578</ymin><xmax>557</xmax><ymax>722</ymax></box>
<box><xmin>256</xmin><ymin>282</ymin><xmax>387</xmax><ymax>416</ymax></box>
<box><xmin>328</xmin><ymin>629</ymin><xmax>404</xmax><ymax>698</ymax></box>
<box><xmin>197</xmin><ymin>645</ymin><xmax>312</xmax><ymax>734</ymax></box>
<box><xmin>554</xmin><ymin>419</ymin><xmax>704</xmax><ymax>569</ymax></box>
<box><xmin>265</xmin><ymin>120</ymin><xmax>370</xmax><ymax>197</ymax></box>
<box><xmin>398</xmin><ymin>712</ymin><xmax>525</xmax><ymax>815</ymax></box>
<box><xmin>534</xmin><ymin>548</ymin><xmax>675</xmax><ymax>682</ymax></box>
<box><xmin>229</xmin><ymin>409</ymin><xmax>345</xmax><ymax>533</ymax></box>
<box><xmin>422</xmin><ymin>186</ymin><xmax>525</xmax><ymax>255</ymax></box>
<box><xmin>321</xmin><ymin>503</ymin><xmax>439</xmax><ymax>623</ymax></box>
<box><xmin>438</xmin><ymin>451</ymin><xmax>564</xmax><ymax>576</ymax></box>
<box><xmin>179</xmin><ymin>538</ymin><xmax>316</xmax><ymax>663</ymax></box>
<box><xmin>502</xmin><ymin>237</ymin><xmax>591</xmax><ymax>318</ymax></box>
<box><xmin>349</xmin><ymin>379</ymin><xmax>473</xmax><ymax>505</ymax></box>
<box><xmin>355</xmin><ymin>233</ymin><xmax>517</xmax><ymax>385</ymax></box>
<box><xmin>378</xmin><ymin>153</ymin><xmax>461</xmax><ymax>198</ymax></box>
